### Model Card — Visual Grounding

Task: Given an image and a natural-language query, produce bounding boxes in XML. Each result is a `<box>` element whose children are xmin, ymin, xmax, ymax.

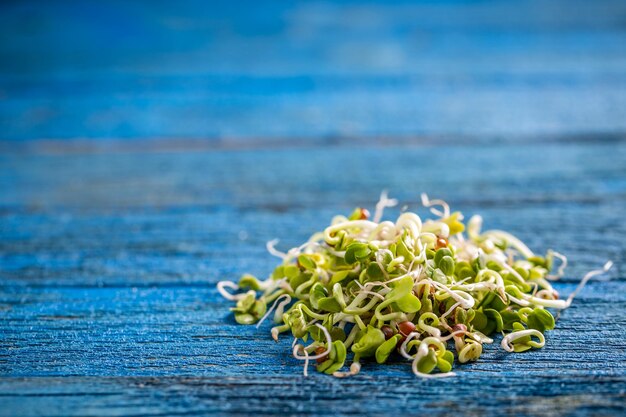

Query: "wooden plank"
<box><xmin>1</xmin><ymin>140</ymin><xmax>625</xmax><ymax>415</ymax></box>
<box><xmin>1</xmin><ymin>0</ymin><xmax>626</xmax><ymax>140</ymax></box>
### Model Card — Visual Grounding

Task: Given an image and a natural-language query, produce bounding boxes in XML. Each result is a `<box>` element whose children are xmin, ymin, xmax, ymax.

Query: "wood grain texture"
<box><xmin>1</xmin><ymin>140</ymin><xmax>625</xmax><ymax>416</ymax></box>
<box><xmin>2</xmin><ymin>0</ymin><xmax>626</xmax><ymax>415</ymax></box>
<box><xmin>1</xmin><ymin>0</ymin><xmax>626</xmax><ymax>141</ymax></box>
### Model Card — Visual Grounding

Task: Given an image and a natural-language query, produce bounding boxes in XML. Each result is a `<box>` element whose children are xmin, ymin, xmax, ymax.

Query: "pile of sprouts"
<box><xmin>218</xmin><ymin>193</ymin><xmax>612</xmax><ymax>378</ymax></box>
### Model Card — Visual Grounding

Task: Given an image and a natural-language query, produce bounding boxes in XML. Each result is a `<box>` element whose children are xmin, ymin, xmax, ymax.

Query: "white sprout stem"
<box><xmin>373</xmin><ymin>190</ymin><xmax>398</xmax><ymax>223</ymax></box>
<box><xmin>302</xmin><ymin>349</ymin><xmax>310</xmax><ymax>377</ymax></box>
<box><xmin>357</xmin><ymin>269</ymin><xmax>416</xmax><ymax>292</ymax></box>
<box><xmin>482</xmin><ymin>230</ymin><xmax>534</xmax><ymax>258</ymax></box>
<box><xmin>420</xmin><ymin>193</ymin><xmax>450</xmax><ymax>218</ymax></box>
<box><xmin>395</xmin><ymin>212</ymin><xmax>423</xmax><ymax>238</ymax></box>
<box><xmin>325</xmin><ymin>246</ymin><xmax>347</xmax><ymax>258</ymax></box>
<box><xmin>506</xmin><ymin>293</ymin><xmax>531</xmax><ymax>307</ymax></box>
<box><xmin>411</xmin><ymin>340</ymin><xmax>456</xmax><ymax>379</ymax></box>
<box><xmin>535</xmin><ymin>289</ymin><xmax>558</xmax><ymax>300</ymax></box>
<box><xmin>456</xmin><ymin>282</ymin><xmax>498</xmax><ymax>294</ymax></box>
<box><xmin>521</xmin><ymin>260</ymin><xmax>613</xmax><ymax>309</ymax></box>
<box><xmin>216</xmin><ymin>281</ymin><xmax>244</xmax><ymax>301</ymax></box>
<box><xmin>466</xmin><ymin>215</ymin><xmax>483</xmax><ymax>240</ymax></box>
<box><xmin>256</xmin><ymin>294</ymin><xmax>292</xmax><ymax>328</ymax></box>
<box><xmin>342</xmin><ymin>322</ymin><xmax>362</xmax><ymax>347</ymax></box>
<box><xmin>563</xmin><ymin>261</ymin><xmax>613</xmax><ymax>308</ymax></box>
<box><xmin>440</xmin><ymin>301</ymin><xmax>462</xmax><ymax>319</ymax></box>
<box><xmin>292</xmin><ymin>323</ymin><xmax>332</xmax><ymax>376</ymax></box>
<box><xmin>271</xmin><ymin>324</ymin><xmax>289</xmax><ymax>341</ymax></box>
<box><xmin>369</xmin><ymin>221</ymin><xmax>397</xmax><ymax>242</ymax></box>
<box><xmin>387</xmin><ymin>256</ymin><xmax>405</xmax><ymax>271</ymax></box>
<box><xmin>418</xmin><ymin>233</ymin><xmax>437</xmax><ymax>252</ymax></box>
<box><xmin>344</xmin><ymin>292</ymin><xmax>370</xmax><ymax>311</ymax></box>
<box><xmin>418</xmin><ymin>314</ymin><xmax>442</xmax><ymax>338</ymax></box>
<box><xmin>399</xmin><ymin>332</ymin><xmax>420</xmax><ymax>359</ymax></box>
<box><xmin>333</xmin><ymin>361</ymin><xmax>361</xmax><ymax>378</ymax></box>
<box><xmin>421</xmin><ymin>221</ymin><xmax>450</xmax><ymax>239</ymax></box>
<box><xmin>259</xmin><ymin>277</ymin><xmax>287</xmax><ymax>296</ymax></box>
<box><xmin>355</xmin><ymin>287</ymin><xmax>386</xmax><ymax>301</ymax></box>
<box><xmin>427</xmin><ymin>280</ymin><xmax>475</xmax><ymax>309</ymax></box>
<box><xmin>292</xmin><ymin>324</ymin><xmax>332</xmax><ymax>361</ymax></box>
<box><xmin>277</xmin><ymin>279</ymin><xmax>294</xmax><ymax>293</ymax></box>
<box><xmin>477</xmin><ymin>269</ymin><xmax>506</xmax><ymax>295</ymax></box>
<box><xmin>486</xmin><ymin>256</ymin><xmax>526</xmax><ymax>284</ymax></box>
<box><xmin>519</xmin><ymin>294</ymin><xmax>566</xmax><ymax>308</ymax></box>
<box><xmin>501</xmin><ymin>329</ymin><xmax>545</xmax><ymax>352</ymax></box>
<box><xmin>324</xmin><ymin>220</ymin><xmax>378</xmax><ymax>245</ymax></box>
<box><xmin>341</xmin><ymin>298</ymin><xmax>380</xmax><ymax>318</ymax></box>
<box><xmin>547</xmin><ymin>250</ymin><xmax>568</xmax><ymax>279</ymax></box>
<box><xmin>438</xmin><ymin>329</ymin><xmax>468</xmax><ymax>342</ymax></box>
<box><xmin>421</xmin><ymin>323</ymin><xmax>441</xmax><ymax>338</ymax></box>
<box><xmin>529</xmin><ymin>277</ymin><xmax>553</xmax><ymax>293</ymax></box>
<box><xmin>266</xmin><ymin>239</ymin><xmax>288</xmax><ymax>259</ymax></box>
<box><xmin>283</xmin><ymin>240</ymin><xmax>324</xmax><ymax>264</ymax></box>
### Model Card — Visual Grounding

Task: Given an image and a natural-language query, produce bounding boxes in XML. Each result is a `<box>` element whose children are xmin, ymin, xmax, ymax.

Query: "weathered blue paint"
<box><xmin>1</xmin><ymin>0</ymin><xmax>626</xmax><ymax>141</ymax></box>
<box><xmin>1</xmin><ymin>0</ymin><xmax>626</xmax><ymax>415</ymax></box>
<box><xmin>1</xmin><ymin>141</ymin><xmax>625</xmax><ymax>416</ymax></box>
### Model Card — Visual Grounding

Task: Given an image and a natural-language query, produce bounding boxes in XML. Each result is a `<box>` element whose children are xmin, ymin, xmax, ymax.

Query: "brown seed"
<box><xmin>452</xmin><ymin>323</ymin><xmax>467</xmax><ymax>334</ymax></box>
<box><xmin>415</xmin><ymin>285</ymin><xmax>436</xmax><ymax>298</ymax></box>
<box><xmin>439</xmin><ymin>302</ymin><xmax>448</xmax><ymax>315</ymax></box>
<box><xmin>315</xmin><ymin>346</ymin><xmax>328</xmax><ymax>363</ymax></box>
<box><xmin>381</xmin><ymin>325</ymin><xmax>394</xmax><ymax>340</ymax></box>
<box><xmin>397</xmin><ymin>321</ymin><xmax>416</xmax><ymax>336</ymax></box>
<box><xmin>359</xmin><ymin>208</ymin><xmax>370</xmax><ymax>220</ymax></box>
<box><xmin>435</xmin><ymin>237</ymin><xmax>449</xmax><ymax>250</ymax></box>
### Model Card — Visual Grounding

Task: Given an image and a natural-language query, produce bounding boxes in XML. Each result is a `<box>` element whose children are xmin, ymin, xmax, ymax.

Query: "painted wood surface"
<box><xmin>1</xmin><ymin>141</ymin><xmax>625</xmax><ymax>416</ymax></box>
<box><xmin>1</xmin><ymin>0</ymin><xmax>626</xmax><ymax>416</ymax></box>
<box><xmin>1</xmin><ymin>0</ymin><xmax>626</xmax><ymax>141</ymax></box>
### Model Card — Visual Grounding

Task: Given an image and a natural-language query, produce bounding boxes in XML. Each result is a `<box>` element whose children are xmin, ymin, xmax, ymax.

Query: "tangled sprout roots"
<box><xmin>218</xmin><ymin>192</ymin><xmax>612</xmax><ymax>378</ymax></box>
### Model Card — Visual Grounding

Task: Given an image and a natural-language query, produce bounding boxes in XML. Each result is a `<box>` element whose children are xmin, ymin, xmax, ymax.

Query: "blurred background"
<box><xmin>1</xmin><ymin>0</ymin><xmax>625</xmax><ymax>146</ymax></box>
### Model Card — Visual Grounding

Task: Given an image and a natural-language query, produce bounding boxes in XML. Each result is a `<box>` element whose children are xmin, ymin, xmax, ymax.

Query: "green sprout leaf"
<box><xmin>526</xmin><ymin>308</ymin><xmax>556</xmax><ymax>333</ymax></box>
<box><xmin>238</xmin><ymin>274</ymin><xmax>262</xmax><ymax>290</ymax></box>
<box><xmin>230</xmin><ymin>291</ymin><xmax>266</xmax><ymax>324</ymax></box>
<box><xmin>309</xmin><ymin>283</ymin><xmax>327</xmax><ymax>309</ymax></box>
<box><xmin>345</xmin><ymin>242</ymin><xmax>371</xmax><ymax>264</ymax></box>
<box><xmin>298</xmin><ymin>255</ymin><xmax>317</xmax><ymax>271</ymax></box>
<box><xmin>417</xmin><ymin>349</ymin><xmax>438</xmax><ymax>374</ymax></box>
<box><xmin>318</xmin><ymin>340</ymin><xmax>347</xmax><ymax>374</ymax></box>
<box><xmin>394</xmin><ymin>293</ymin><xmax>422</xmax><ymax>313</ymax></box>
<box><xmin>284</xmin><ymin>307</ymin><xmax>308</xmax><ymax>338</ymax></box>
<box><xmin>318</xmin><ymin>296</ymin><xmax>343</xmax><ymax>313</ymax></box>
<box><xmin>375</xmin><ymin>334</ymin><xmax>402</xmax><ymax>364</ymax></box>
<box><xmin>352</xmin><ymin>325</ymin><xmax>386</xmax><ymax>358</ymax></box>
<box><xmin>439</xmin><ymin>256</ymin><xmax>456</xmax><ymax>276</ymax></box>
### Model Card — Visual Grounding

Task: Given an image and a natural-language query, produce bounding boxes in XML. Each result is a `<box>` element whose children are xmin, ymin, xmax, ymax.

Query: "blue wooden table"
<box><xmin>1</xmin><ymin>1</ymin><xmax>625</xmax><ymax>416</ymax></box>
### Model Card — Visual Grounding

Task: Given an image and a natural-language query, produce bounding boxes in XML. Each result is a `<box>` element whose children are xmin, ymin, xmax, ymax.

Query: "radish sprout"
<box><xmin>218</xmin><ymin>193</ymin><xmax>612</xmax><ymax>378</ymax></box>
